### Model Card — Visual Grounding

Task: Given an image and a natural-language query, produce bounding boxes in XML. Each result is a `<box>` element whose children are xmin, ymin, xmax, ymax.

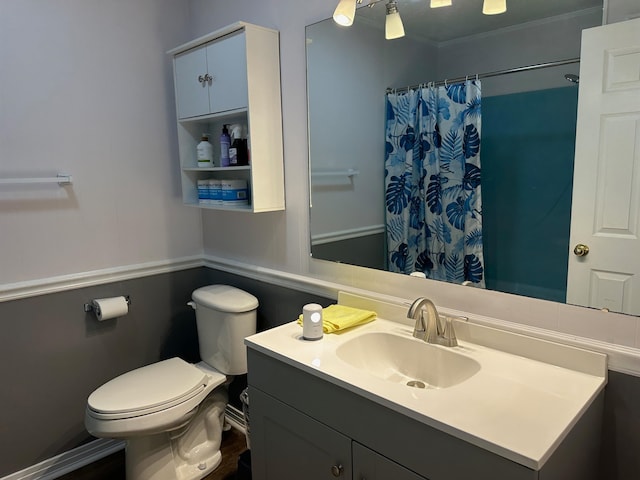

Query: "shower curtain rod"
<box><xmin>386</xmin><ymin>57</ymin><xmax>580</xmax><ymax>93</ymax></box>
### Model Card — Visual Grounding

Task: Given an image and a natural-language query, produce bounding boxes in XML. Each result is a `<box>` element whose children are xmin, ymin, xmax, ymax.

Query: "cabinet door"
<box><xmin>174</xmin><ymin>46</ymin><xmax>210</xmax><ymax>119</ymax></box>
<box><xmin>206</xmin><ymin>31</ymin><xmax>248</xmax><ymax>113</ymax></box>
<box><xmin>353</xmin><ymin>442</ymin><xmax>428</xmax><ymax>480</ymax></box>
<box><xmin>250</xmin><ymin>387</ymin><xmax>352</xmax><ymax>480</ymax></box>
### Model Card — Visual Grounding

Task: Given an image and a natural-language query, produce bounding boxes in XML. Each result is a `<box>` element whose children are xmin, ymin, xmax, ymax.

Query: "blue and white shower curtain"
<box><xmin>384</xmin><ymin>80</ymin><xmax>485</xmax><ymax>287</ymax></box>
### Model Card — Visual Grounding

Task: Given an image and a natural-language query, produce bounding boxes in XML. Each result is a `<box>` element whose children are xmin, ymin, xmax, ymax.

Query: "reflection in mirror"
<box><xmin>305</xmin><ymin>1</ymin><xmax>640</xmax><ymax>312</ymax></box>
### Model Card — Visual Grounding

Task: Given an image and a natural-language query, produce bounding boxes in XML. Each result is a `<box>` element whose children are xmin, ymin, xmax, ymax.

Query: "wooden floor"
<box><xmin>59</xmin><ymin>428</ymin><xmax>248</xmax><ymax>480</ymax></box>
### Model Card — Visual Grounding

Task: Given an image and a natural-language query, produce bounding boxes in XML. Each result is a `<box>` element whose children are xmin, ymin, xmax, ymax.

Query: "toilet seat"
<box><xmin>87</xmin><ymin>358</ymin><xmax>218</xmax><ymax>420</ymax></box>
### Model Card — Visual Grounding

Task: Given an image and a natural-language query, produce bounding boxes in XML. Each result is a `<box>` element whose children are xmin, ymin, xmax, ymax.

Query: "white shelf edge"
<box><xmin>182</xmin><ymin>166</ymin><xmax>251</xmax><ymax>172</ymax></box>
<box><xmin>177</xmin><ymin>108</ymin><xmax>248</xmax><ymax>123</ymax></box>
<box><xmin>185</xmin><ymin>202</ymin><xmax>254</xmax><ymax>213</ymax></box>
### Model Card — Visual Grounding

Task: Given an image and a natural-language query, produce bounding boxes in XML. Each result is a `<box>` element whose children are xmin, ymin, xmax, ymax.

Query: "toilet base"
<box><xmin>125</xmin><ymin>389</ymin><xmax>227</xmax><ymax>480</ymax></box>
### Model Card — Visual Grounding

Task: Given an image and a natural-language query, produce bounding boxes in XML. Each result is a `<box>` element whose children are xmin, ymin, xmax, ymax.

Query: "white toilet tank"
<box><xmin>190</xmin><ymin>285</ymin><xmax>258</xmax><ymax>375</ymax></box>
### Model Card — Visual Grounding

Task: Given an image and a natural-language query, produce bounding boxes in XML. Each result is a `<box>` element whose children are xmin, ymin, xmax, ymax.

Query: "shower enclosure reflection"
<box><xmin>307</xmin><ymin>1</ymin><xmax>610</xmax><ymax>307</ymax></box>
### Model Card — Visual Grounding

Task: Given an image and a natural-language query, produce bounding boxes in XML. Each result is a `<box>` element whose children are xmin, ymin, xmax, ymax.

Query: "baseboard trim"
<box><xmin>1</xmin><ymin>439</ymin><xmax>124</xmax><ymax>480</ymax></box>
<box><xmin>0</xmin><ymin>256</ymin><xmax>204</xmax><ymax>303</ymax></box>
<box><xmin>203</xmin><ymin>254</ymin><xmax>340</xmax><ymax>300</ymax></box>
<box><xmin>311</xmin><ymin>224</ymin><xmax>385</xmax><ymax>245</ymax></box>
<box><xmin>2</xmin><ymin>407</ymin><xmax>246</xmax><ymax>480</ymax></box>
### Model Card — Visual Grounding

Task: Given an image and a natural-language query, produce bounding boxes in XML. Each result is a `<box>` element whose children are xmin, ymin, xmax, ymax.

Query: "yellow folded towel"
<box><xmin>297</xmin><ymin>304</ymin><xmax>377</xmax><ymax>334</ymax></box>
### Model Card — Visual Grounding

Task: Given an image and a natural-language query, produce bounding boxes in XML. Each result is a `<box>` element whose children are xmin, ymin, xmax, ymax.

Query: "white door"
<box><xmin>567</xmin><ymin>18</ymin><xmax>640</xmax><ymax>315</ymax></box>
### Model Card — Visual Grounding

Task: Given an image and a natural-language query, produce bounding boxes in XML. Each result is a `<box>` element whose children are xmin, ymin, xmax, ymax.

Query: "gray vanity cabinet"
<box><xmin>250</xmin><ymin>386</ymin><xmax>427</xmax><ymax>480</ymax></box>
<box><xmin>353</xmin><ymin>443</ymin><xmax>427</xmax><ymax>480</ymax></box>
<box><xmin>250</xmin><ymin>387</ymin><xmax>353</xmax><ymax>479</ymax></box>
<box><xmin>247</xmin><ymin>348</ymin><xmax>602</xmax><ymax>480</ymax></box>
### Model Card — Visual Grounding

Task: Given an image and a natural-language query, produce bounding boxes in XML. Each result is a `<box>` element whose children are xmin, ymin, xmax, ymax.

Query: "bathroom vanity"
<box><xmin>245</xmin><ymin>293</ymin><xmax>607</xmax><ymax>480</ymax></box>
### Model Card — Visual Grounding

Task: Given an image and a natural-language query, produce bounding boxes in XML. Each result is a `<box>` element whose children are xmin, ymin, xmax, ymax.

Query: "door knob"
<box><xmin>331</xmin><ymin>464</ymin><xmax>344</xmax><ymax>477</ymax></box>
<box><xmin>573</xmin><ymin>244</ymin><xmax>589</xmax><ymax>257</ymax></box>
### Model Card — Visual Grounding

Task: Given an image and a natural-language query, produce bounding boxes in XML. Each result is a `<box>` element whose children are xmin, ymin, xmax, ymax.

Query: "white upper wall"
<box><xmin>193</xmin><ymin>0</ymin><xmax>640</xmax><ymax>355</ymax></box>
<box><xmin>1</xmin><ymin>0</ymin><xmax>640</xmax><ymax>352</ymax></box>
<box><xmin>0</xmin><ymin>0</ymin><xmax>201</xmax><ymax>286</ymax></box>
<box><xmin>437</xmin><ymin>8</ymin><xmax>603</xmax><ymax>97</ymax></box>
<box><xmin>306</xmin><ymin>18</ymin><xmax>437</xmax><ymax>239</ymax></box>
<box><xmin>192</xmin><ymin>0</ymin><xmax>620</xmax><ymax>268</ymax></box>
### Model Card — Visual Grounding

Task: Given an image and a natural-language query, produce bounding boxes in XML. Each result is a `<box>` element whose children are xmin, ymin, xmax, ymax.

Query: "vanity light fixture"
<box><xmin>333</xmin><ymin>0</ymin><xmax>507</xmax><ymax>39</ymax></box>
<box><xmin>333</xmin><ymin>0</ymin><xmax>360</xmax><ymax>27</ymax></box>
<box><xmin>482</xmin><ymin>0</ymin><xmax>507</xmax><ymax>15</ymax></box>
<box><xmin>385</xmin><ymin>1</ymin><xmax>405</xmax><ymax>39</ymax></box>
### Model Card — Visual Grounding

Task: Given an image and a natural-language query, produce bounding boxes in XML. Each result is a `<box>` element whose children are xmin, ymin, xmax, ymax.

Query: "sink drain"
<box><xmin>406</xmin><ymin>380</ymin><xmax>426</xmax><ymax>389</ymax></box>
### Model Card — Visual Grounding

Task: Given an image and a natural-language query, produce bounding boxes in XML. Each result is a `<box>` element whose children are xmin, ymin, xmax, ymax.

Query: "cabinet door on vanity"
<box><xmin>174</xmin><ymin>31</ymin><xmax>248</xmax><ymax>119</ymax></box>
<box><xmin>353</xmin><ymin>443</ymin><xmax>427</xmax><ymax>480</ymax></box>
<box><xmin>250</xmin><ymin>387</ymin><xmax>352</xmax><ymax>480</ymax></box>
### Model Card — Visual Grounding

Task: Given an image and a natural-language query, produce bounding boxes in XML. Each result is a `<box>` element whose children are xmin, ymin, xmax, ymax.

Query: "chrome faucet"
<box><xmin>407</xmin><ymin>297</ymin><xmax>458</xmax><ymax>347</ymax></box>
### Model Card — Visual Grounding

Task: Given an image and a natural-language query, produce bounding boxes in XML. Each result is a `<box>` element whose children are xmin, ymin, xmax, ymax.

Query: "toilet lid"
<box><xmin>88</xmin><ymin>358</ymin><xmax>208</xmax><ymax>415</ymax></box>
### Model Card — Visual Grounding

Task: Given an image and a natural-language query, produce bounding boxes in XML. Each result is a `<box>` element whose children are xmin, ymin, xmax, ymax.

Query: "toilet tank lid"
<box><xmin>192</xmin><ymin>285</ymin><xmax>259</xmax><ymax>313</ymax></box>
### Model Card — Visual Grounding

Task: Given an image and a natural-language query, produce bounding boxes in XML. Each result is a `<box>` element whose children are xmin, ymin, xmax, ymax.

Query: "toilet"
<box><xmin>85</xmin><ymin>285</ymin><xmax>258</xmax><ymax>480</ymax></box>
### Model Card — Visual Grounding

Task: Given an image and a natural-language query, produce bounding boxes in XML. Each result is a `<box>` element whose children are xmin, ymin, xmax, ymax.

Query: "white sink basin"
<box><xmin>335</xmin><ymin>331</ymin><xmax>480</xmax><ymax>389</ymax></box>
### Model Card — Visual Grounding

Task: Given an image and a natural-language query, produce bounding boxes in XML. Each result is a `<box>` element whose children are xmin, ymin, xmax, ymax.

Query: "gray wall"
<box><xmin>311</xmin><ymin>233</ymin><xmax>386</xmax><ymax>271</ymax></box>
<box><xmin>599</xmin><ymin>371</ymin><xmax>640</xmax><ymax>479</ymax></box>
<box><xmin>0</xmin><ymin>268</ymin><xmax>331</xmax><ymax>477</ymax></box>
<box><xmin>1</xmin><ymin>268</ymin><xmax>640</xmax><ymax>479</ymax></box>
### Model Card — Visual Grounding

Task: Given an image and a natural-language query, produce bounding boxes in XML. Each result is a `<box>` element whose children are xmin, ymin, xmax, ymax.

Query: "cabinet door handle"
<box><xmin>331</xmin><ymin>464</ymin><xmax>344</xmax><ymax>477</ymax></box>
<box><xmin>198</xmin><ymin>74</ymin><xmax>205</xmax><ymax>83</ymax></box>
<box><xmin>204</xmin><ymin>73</ymin><xmax>213</xmax><ymax>82</ymax></box>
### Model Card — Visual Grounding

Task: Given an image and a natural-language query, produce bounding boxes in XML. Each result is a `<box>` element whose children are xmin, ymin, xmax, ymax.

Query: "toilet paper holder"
<box><xmin>84</xmin><ymin>295</ymin><xmax>131</xmax><ymax>314</ymax></box>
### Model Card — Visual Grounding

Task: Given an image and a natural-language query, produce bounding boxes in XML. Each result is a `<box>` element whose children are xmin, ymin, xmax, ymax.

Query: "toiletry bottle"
<box><xmin>228</xmin><ymin>124</ymin><xmax>241</xmax><ymax>166</ymax></box>
<box><xmin>197</xmin><ymin>134</ymin><xmax>213</xmax><ymax>168</ymax></box>
<box><xmin>220</xmin><ymin>125</ymin><xmax>231</xmax><ymax>167</ymax></box>
<box><xmin>229</xmin><ymin>124</ymin><xmax>248</xmax><ymax>166</ymax></box>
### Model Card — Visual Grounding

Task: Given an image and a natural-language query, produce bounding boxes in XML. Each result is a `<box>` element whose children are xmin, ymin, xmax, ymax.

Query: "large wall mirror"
<box><xmin>306</xmin><ymin>0</ymin><xmax>640</xmax><ymax>316</ymax></box>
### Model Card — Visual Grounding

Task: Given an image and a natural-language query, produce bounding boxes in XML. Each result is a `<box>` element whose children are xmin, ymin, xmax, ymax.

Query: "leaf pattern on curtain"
<box><xmin>384</xmin><ymin>81</ymin><xmax>485</xmax><ymax>287</ymax></box>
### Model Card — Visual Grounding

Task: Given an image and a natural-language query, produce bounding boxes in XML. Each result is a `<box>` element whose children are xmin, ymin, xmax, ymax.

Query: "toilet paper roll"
<box><xmin>92</xmin><ymin>296</ymin><xmax>129</xmax><ymax>321</ymax></box>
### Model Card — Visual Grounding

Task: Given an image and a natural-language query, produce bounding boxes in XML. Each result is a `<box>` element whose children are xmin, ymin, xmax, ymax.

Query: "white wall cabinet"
<box><xmin>168</xmin><ymin>22</ymin><xmax>285</xmax><ymax>213</ymax></box>
<box><xmin>174</xmin><ymin>30</ymin><xmax>248</xmax><ymax>119</ymax></box>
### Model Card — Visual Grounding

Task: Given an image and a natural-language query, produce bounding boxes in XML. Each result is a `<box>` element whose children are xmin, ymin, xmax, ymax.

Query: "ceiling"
<box><xmin>355</xmin><ymin>0</ymin><xmax>603</xmax><ymax>42</ymax></box>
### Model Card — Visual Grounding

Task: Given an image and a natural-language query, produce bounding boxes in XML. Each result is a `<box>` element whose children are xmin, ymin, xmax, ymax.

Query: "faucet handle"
<box><xmin>424</xmin><ymin>311</ymin><xmax>441</xmax><ymax>344</ymax></box>
<box><xmin>412</xmin><ymin>310</ymin><xmax>426</xmax><ymax>340</ymax></box>
<box><xmin>441</xmin><ymin>317</ymin><xmax>458</xmax><ymax>347</ymax></box>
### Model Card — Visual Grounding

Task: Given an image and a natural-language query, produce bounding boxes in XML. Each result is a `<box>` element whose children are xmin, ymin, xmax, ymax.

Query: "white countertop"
<box><xmin>246</xmin><ymin>308</ymin><xmax>607</xmax><ymax>470</ymax></box>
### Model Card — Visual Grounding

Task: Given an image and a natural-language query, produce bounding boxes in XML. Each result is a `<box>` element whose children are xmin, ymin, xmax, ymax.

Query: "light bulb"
<box><xmin>385</xmin><ymin>2</ymin><xmax>405</xmax><ymax>40</ymax></box>
<box><xmin>431</xmin><ymin>0</ymin><xmax>452</xmax><ymax>7</ymax></box>
<box><xmin>333</xmin><ymin>0</ymin><xmax>356</xmax><ymax>26</ymax></box>
<box><xmin>483</xmin><ymin>0</ymin><xmax>507</xmax><ymax>15</ymax></box>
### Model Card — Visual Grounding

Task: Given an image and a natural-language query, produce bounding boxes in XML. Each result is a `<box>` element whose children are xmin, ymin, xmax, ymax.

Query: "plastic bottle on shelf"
<box><xmin>196</xmin><ymin>134</ymin><xmax>213</xmax><ymax>168</ymax></box>
<box><xmin>220</xmin><ymin>125</ymin><xmax>231</xmax><ymax>167</ymax></box>
<box><xmin>229</xmin><ymin>124</ymin><xmax>249</xmax><ymax>166</ymax></box>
